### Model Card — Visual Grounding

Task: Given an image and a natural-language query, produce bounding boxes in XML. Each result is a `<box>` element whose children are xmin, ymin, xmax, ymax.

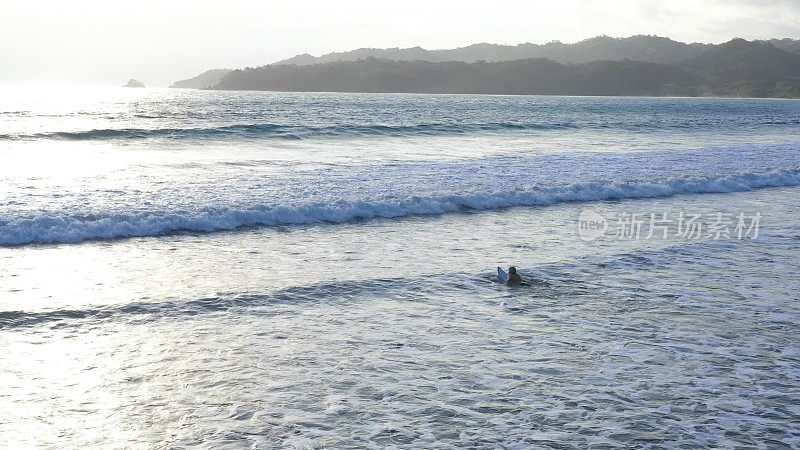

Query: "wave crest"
<box><xmin>0</xmin><ymin>121</ymin><xmax>583</xmax><ymax>141</ymax></box>
<box><xmin>2</xmin><ymin>168</ymin><xmax>799</xmax><ymax>246</ymax></box>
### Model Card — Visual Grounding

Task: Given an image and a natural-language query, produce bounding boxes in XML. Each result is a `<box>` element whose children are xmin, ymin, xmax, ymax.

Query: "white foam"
<box><xmin>2</xmin><ymin>167</ymin><xmax>799</xmax><ymax>246</ymax></box>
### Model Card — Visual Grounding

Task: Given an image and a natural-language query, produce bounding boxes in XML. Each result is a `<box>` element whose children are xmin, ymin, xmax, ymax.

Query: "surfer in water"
<box><xmin>506</xmin><ymin>266</ymin><xmax>523</xmax><ymax>286</ymax></box>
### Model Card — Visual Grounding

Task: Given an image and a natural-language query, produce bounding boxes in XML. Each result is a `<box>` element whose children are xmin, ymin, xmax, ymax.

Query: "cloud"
<box><xmin>1</xmin><ymin>0</ymin><xmax>798</xmax><ymax>86</ymax></box>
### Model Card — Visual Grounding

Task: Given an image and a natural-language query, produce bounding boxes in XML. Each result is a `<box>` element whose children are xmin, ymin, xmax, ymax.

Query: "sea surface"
<box><xmin>1</xmin><ymin>86</ymin><xmax>800</xmax><ymax>448</ymax></box>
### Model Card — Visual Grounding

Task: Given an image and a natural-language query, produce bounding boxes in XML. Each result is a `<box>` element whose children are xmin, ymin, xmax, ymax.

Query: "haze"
<box><xmin>2</xmin><ymin>0</ymin><xmax>800</xmax><ymax>87</ymax></box>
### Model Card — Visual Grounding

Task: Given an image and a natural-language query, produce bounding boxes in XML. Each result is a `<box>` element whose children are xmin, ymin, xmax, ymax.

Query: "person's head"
<box><xmin>508</xmin><ymin>266</ymin><xmax>517</xmax><ymax>274</ymax></box>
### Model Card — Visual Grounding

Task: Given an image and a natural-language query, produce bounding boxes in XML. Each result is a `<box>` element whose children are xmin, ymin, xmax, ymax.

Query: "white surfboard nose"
<box><xmin>497</xmin><ymin>267</ymin><xmax>508</xmax><ymax>283</ymax></box>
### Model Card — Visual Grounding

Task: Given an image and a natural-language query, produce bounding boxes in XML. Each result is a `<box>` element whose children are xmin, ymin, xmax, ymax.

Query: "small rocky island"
<box><xmin>122</xmin><ymin>79</ymin><xmax>145</xmax><ymax>88</ymax></box>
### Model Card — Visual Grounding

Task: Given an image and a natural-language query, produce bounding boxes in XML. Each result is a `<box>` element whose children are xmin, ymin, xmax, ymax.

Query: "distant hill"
<box><xmin>764</xmin><ymin>38</ymin><xmax>800</xmax><ymax>55</ymax></box>
<box><xmin>211</xmin><ymin>57</ymin><xmax>701</xmax><ymax>96</ymax></box>
<box><xmin>172</xmin><ymin>36</ymin><xmax>800</xmax><ymax>98</ymax></box>
<box><xmin>170</xmin><ymin>69</ymin><xmax>233</xmax><ymax>89</ymax></box>
<box><xmin>276</xmin><ymin>35</ymin><xmax>711</xmax><ymax>66</ymax></box>
<box><xmin>680</xmin><ymin>39</ymin><xmax>800</xmax><ymax>97</ymax></box>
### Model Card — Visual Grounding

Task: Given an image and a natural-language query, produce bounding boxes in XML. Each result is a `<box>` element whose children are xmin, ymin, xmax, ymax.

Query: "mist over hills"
<box><xmin>680</xmin><ymin>39</ymin><xmax>800</xmax><ymax>94</ymax></box>
<box><xmin>173</xmin><ymin>36</ymin><xmax>800</xmax><ymax>98</ymax></box>
<box><xmin>276</xmin><ymin>35</ymin><xmax>713</xmax><ymax>66</ymax></box>
<box><xmin>767</xmin><ymin>38</ymin><xmax>800</xmax><ymax>55</ymax></box>
<box><xmin>212</xmin><ymin>58</ymin><xmax>702</xmax><ymax>96</ymax></box>
<box><xmin>170</xmin><ymin>69</ymin><xmax>233</xmax><ymax>89</ymax></box>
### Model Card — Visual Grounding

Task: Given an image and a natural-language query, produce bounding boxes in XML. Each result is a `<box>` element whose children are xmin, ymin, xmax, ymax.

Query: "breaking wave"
<box><xmin>0</xmin><ymin>122</ymin><xmax>581</xmax><ymax>141</ymax></box>
<box><xmin>2</xmin><ymin>167</ymin><xmax>799</xmax><ymax>246</ymax></box>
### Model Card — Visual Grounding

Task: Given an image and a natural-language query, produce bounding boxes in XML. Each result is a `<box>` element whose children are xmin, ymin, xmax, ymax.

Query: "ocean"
<box><xmin>1</xmin><ymin>86</ymin><xmax>799</xmax><ymax>448</ymax></box>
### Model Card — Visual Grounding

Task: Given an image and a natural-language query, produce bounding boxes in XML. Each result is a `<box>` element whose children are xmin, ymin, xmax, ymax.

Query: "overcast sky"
<box><xmin>2</xmin><ymin>0</ymin><xmax>799</xmax><ymax>87</ymax></box>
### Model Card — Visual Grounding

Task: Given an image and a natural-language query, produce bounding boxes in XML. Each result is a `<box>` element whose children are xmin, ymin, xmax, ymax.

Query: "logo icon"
<box><xmin>577</xmin><ymin>209</ymin><xmax>608</xmax><ymax>241</ymax></box>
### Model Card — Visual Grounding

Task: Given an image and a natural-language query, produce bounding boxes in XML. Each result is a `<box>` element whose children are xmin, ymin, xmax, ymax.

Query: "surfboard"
<box><xmin>497</xmin><ymin>267</ymin><xmax>508</xmax><ymax>283</ymax></box>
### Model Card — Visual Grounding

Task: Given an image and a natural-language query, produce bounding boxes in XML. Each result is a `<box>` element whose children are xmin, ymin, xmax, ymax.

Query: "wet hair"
<box><xmin>508</xmin><ymin>266</ymin><xmax>517</xmax><ymax>274</ymax></box>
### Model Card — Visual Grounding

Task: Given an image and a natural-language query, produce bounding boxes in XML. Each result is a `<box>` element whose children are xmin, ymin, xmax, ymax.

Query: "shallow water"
<box><xmin>1</xmin><ymin>88</ymin><xmax>799</xmax><ymax>448</ymax></box>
